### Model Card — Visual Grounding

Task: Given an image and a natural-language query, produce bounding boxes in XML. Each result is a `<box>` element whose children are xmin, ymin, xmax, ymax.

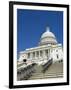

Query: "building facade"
<box><xmin>18</xmin><ymin>27</ymin><xmax>63</xmax><ymax>65</ymax></box>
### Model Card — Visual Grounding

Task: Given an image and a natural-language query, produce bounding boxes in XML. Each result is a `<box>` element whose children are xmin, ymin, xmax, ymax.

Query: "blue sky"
<box><xmin>17</xmin><ymin>9</ymin><xmax>63</xmax><ymax>58</ymax></box>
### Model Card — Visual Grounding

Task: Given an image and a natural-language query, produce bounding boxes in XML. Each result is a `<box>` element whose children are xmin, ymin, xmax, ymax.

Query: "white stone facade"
<box><xmin>18</xmin><ymin>27</ymin><xmax>63</xmax><ymax>65</ymax></box>
<box><xmin>19</xmin><ymin>44</ymin><xmax>63</xmax><ymax>64</ymax></box>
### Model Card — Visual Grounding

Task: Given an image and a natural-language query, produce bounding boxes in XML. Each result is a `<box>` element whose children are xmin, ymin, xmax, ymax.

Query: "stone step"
<box><xmin>29</xmin><ymin>72</ymin><xmax>63</xmax><ymax>79</ymax></box>
<box><xmin>31</xmin><ymin>73</ymin><xmax>63</xmax><ymax>76</ymax></box>
<box><xmin>29</xmin><ymin>62</ymin><xmax>63</xmax><ymax>80</ymax></box>
<box><xmin>29</xmin><ymin>74</ymin><xmax>63</xmax><ymax>79</ymax></box>
<box><xmin>31</xmin><ymin>72</ymin><xmax>63</xmax><ymax>76</ymax></box>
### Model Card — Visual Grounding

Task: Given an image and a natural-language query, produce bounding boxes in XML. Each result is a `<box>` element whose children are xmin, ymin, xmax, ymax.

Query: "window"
<box><xmin>28</xmin><ymin>53</ymin><xmax>30</xmax><ymax>58</ymax></box>
<box><xmin>33</xmin><ymin>52</ymin><xmax>35</xmax><ymax>58</ymax></box>
<box><xmin>36</xmin><ymin>51</ymin><xmax>39</xmax><ymax>57</ymax></box>
<box><xmin>45</xmin><ymin>50</ymin><xmax>48</xmax><ymax>55</ymax></box>
<box><xmin>40</xmin><ymin>51</ymin><xmax>43</xmax><ymax>57</ymax></box>
<box><xmin>57</xmin><ymin>54</ymin><xmax>59</xmax><ymax>59</ymax></box>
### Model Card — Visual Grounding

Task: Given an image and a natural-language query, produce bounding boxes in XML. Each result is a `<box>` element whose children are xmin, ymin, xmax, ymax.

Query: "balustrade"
<box><xmin>17</xmin><ymin>63</ymin><xmax>36</xmax><ymax>80</ymax></box>
<box><xmin>42</xmin><ymin>58</ymin><xmax>53</xmax><ymax>72</ymax></box>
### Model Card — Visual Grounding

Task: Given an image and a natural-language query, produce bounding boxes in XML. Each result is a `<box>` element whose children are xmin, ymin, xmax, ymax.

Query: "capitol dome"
<box><xmin>39</xmin><ymin>27</ymin><xmax>57</xmax><ymax>46</ymax></box>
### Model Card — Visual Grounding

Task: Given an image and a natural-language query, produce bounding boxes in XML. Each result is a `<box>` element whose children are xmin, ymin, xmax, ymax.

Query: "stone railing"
<box><xmin>17</xmin><ymin>63</ymin><xmax>36</xmax><ymax>80</ymax></box>
<box><xmin>42</xmin><ymin>59</ymin><xmax>53</xmax><ymax>72</ymax></box>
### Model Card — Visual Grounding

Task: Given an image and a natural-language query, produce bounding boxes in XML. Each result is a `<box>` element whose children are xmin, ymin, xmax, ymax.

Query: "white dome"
<box><xmin>39</xmin><ymin>27</ymin><xmax>57</xmax><ymax>45</ymax></box>
<box><xmin>41</xmin><ymin>27</ymin><xmax>55</xmax><ymax>39</ymax></box>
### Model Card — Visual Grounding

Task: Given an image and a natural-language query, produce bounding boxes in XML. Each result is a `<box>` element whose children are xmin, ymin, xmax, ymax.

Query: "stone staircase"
<box><xmin>29</xmin><ymin>62</ymin><xmax>63</xmax><ymax>80</ymax></box>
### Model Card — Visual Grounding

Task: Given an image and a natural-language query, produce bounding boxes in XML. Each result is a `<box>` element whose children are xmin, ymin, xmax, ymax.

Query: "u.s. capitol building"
<box><xmin>17</xmin><ymin>27</ymin><xmax>63</xmax><ymax>80</ymax></box>
<box><xmin>18</xmin><ymin>27</ymin><xmax>63</xmax><ymax>65</ymax></box>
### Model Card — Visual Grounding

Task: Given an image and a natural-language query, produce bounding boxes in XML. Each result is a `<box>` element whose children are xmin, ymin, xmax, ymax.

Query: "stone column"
<box><xmin>46</xmin><ymin>49</ymin><xmax>48</xmax><ymax>60</ymax></box>
<box><xmin>39</xmin><ymin>51</ymin><xmax>40</xmax><ymax>58</ymax></box>
<box><xmin>43</xmin><ymin>50</ymin><xmax>46</xmax><ymax>59</ymax></box>
<box><xmin>48</xmin><ymin>49</ymin><xmax>50</xmax><ymax>59</ymax></box>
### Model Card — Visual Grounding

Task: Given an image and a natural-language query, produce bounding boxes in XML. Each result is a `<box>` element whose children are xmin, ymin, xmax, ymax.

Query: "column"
<box><xmin>43</xmin><ymin>50</ymin><xmax>46</xmax><ymax>59</ymax></box>
<box><xmin>39</xmin><ymin>51</ymin><xmax>40</xmax><ymax>58</ymax></box>
<box><xmin>48</xmin><ymin>49</ymin><xmax>50</xmax><ymax>59</ymax></box>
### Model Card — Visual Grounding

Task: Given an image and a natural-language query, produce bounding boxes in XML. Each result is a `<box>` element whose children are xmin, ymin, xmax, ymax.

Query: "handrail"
<box><xmin>17</xmin><ymin>63</ymin><xmax>36</xmax><ymax>80</ymax></box>
<box><xmin>42</xmin><ymin>59</ymin><xmax>53</xmax><ymax>72</ymax></box>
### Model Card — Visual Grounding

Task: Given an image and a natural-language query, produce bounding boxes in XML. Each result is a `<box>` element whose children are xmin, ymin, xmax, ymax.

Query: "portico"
<box><xmin>21</xmin><ymin>46</ymin><xmax>51</xmax><ymax>64</ymax></box>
